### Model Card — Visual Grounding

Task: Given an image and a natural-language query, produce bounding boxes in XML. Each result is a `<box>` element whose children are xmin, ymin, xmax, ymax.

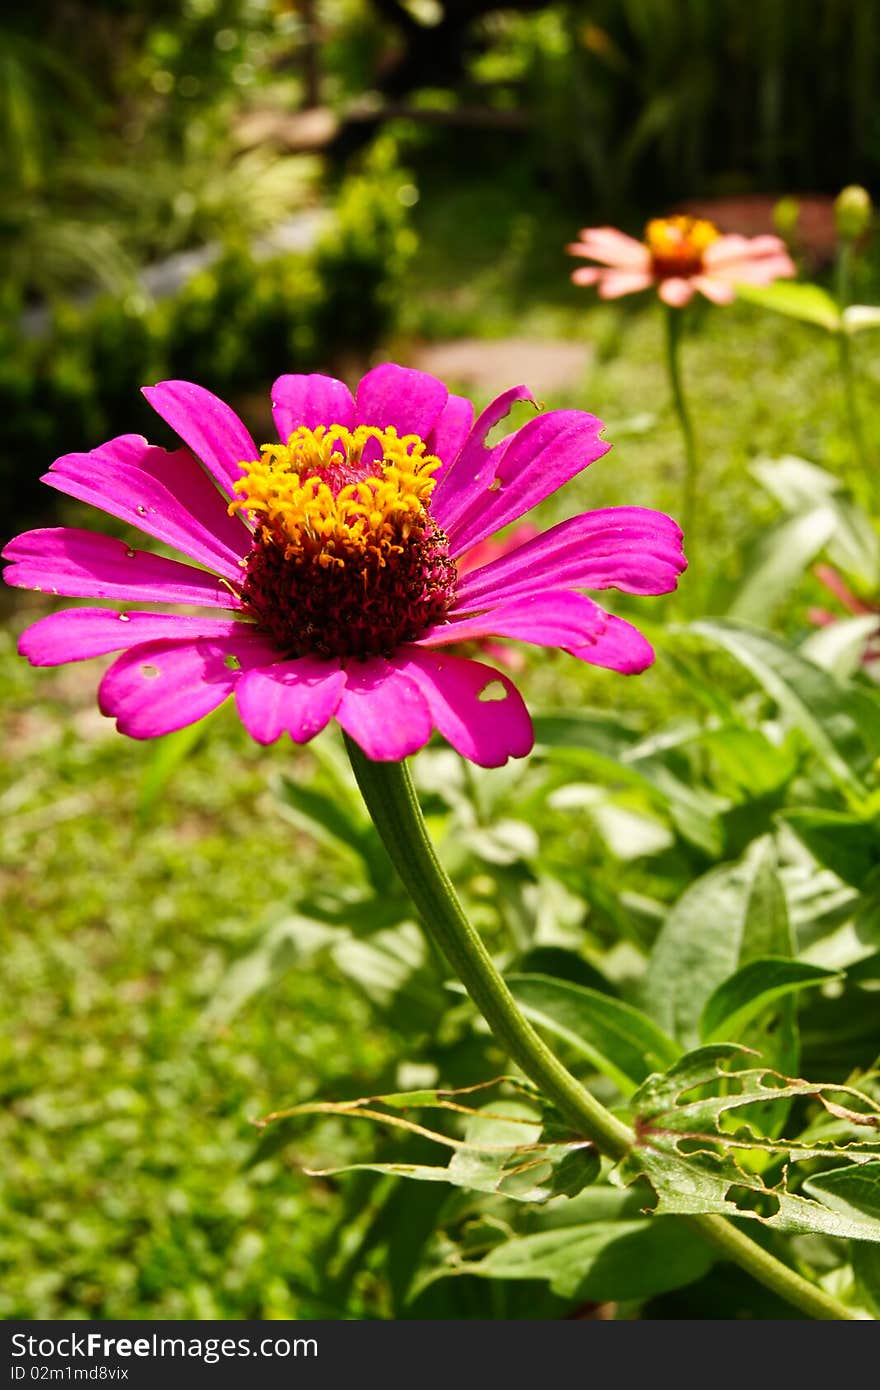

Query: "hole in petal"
<box><xmin>484</xmin><ymin>399</ymin><xmax>538</xmax><ymax>448</ymax></box>
<box><xmin>224</xmin><ymin>654</ymin><xmax>242</xmax><ymax>671</ymax></box>
<box><xmin>140</xmin><ymin>664</ymin><xmax>160</xmax><ymax>679</ymax></box>
<box><xmin>118</xmin><ymin>614</ymin><xmax>131</xmax><ymax>622</ymax></box>
<box><xmin>478</xmin><ymin>679</ymin><xmax>508</xmax><ymax>703</ymax></box>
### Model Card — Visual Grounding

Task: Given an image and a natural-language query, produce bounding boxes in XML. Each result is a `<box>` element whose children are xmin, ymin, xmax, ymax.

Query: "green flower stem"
<box><xmin>664</xmin><ymin>305</ymin><xmax>699</xmax><ymax>554</ymax></box>
<box><xmin>835</xmin><ymin>239</ymin><xmax>868</xmax><ymax>474</ymax></box>
<box><xmin>345</xmin><ymin>737</ymin><xmax>860</xmax><ymax>1321</ymax></box>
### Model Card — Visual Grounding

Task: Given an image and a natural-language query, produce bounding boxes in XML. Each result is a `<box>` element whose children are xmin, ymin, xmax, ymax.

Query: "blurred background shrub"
<box><xmin>3</xmin><ymin>0</ymin><xmax>880</xmax><ymax>524</ymax></box>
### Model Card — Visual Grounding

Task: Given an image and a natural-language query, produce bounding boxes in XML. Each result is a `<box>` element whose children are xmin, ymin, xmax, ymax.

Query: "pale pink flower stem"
<box><xmin>664</xmin><ymin>305</ymin><xmax>700</xmax><ymax>562</ymax></box>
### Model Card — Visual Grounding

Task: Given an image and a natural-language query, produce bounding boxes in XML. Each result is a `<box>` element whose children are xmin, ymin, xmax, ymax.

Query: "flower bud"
<box><xmin>834</xmin><ymin>185</ymin><xmax>873</xmax><ymax>240</ymax></box>
<box><xmin>773</xmin><ymin>196</ymin><xmax>800</xmax><ymax>239</ymax></box>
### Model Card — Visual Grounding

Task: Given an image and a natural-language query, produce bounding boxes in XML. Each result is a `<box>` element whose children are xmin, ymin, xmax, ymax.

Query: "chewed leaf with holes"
<box><xmin>250</xmin><ymin>1079</ymin><xmax>599</xmax><ymax>1203</ymax></box>
<box><xmin>618</xmin><ymin>1045</ymin><xmax>880</xmax><ymax>1240</ymax></box>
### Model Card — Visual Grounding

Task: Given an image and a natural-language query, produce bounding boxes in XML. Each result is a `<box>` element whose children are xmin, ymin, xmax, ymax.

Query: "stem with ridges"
<box><xmin>345</xmin><ymin>737</ymin><xmax>860</xmax><ymax>1321</ymax></box>
<box><xmin>664</xmin><ymin>304</ymin><xmax>699</xmax><ymax>554</ymax></box>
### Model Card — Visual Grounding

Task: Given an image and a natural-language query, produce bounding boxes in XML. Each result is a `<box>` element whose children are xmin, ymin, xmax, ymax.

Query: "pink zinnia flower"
<box><xmin>567</xmin><ymin>215</ymin><xmax>795</xmax><ymax>307</ymax></box>
<box><xmin>3</xmin><ymin>364</ymin><xmax>685</xmax><ymax>767</ymax></box>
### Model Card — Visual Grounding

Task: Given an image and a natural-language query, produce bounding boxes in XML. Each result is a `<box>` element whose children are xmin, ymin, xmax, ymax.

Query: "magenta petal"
<box><xmin>46</xmin><ymin>437</ymin><xmax>251</xmax><ymax>582</ymax></box>
<box><xmin>142</xmin><ymin>381</ymin><xmax>258</xmax><ymax>495</ymax></box>
<box><xmin>445</xmin><ymin>410</ymin><xmax>611</xmax><ymax>556</ymax></box>
<box><xmin>335</xmin><ymin>658</ymin><xmax>433</xmax><ymax>761</ymax></box>
<box><xmin>432</xmin><ymin>384</ymin><xmax>536</xmax><ymax>534</ymax></box>
<box><xmin>271</xmin><ymin>373</ymin><xmax>355</xmax><ymax>442</ymax></box>
<box><xmin>98</xmin><ymin>634</ymin><xmax>276</xmax><ymax>739</ymax></box>
<box><xmin>417</xmin><ymin>591</ymin><xmax>611</xmax><ymax>651</ymax></box>
<box><xmin>18</xmin><ymin>608</ymin><xmax>263</xmax><ymax>666</ymax></box>
<box><xmin>235</xmin><ymin>657</ymin><xmax>345</xmax><ymax>745</ymax></box>
<box><xmin>3</xmin><ymin>528</ymin><xmax>242</xmax><ymax>608</ymax></box>
<box><xmin>399</xmin><ymin>649</ymin><xmax>533</xmax><ymax>767</ymax></box>
<box><xmin>455</xmin><ymin>507</ymin><xmax>686</xmax><ymax>606</ymax></box>
<box><xmin>354</xmin><ymin>364</ymin><xmax>448</xmax><ymax>440</ymax></box>
<box><xmin>568</xmin><ymin>610</ymin><xmax>655</xmax><ymax>674</ymax></box>
<box><xmin>426</xmin><ymin>393</ymin><xmax>475</xmax><ymax>474</ymax></box>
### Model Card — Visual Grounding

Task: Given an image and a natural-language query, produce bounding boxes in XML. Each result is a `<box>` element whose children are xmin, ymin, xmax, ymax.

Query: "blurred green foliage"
<box><xmin>0</xmin><ymin>143</ymin><xmax>416</xmax><ymax>523</ymax></box>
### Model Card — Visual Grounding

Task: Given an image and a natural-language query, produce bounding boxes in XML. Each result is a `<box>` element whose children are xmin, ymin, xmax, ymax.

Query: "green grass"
<box><xmin>3</xmin><ymin>172</ymin><xmax>880</xmax><ymax>1318</ymax></box>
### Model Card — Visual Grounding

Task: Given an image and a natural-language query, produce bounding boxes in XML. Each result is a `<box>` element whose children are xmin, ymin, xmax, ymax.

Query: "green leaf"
<box><xmin>532</xmin><ymin>709</ymin><xmax>641</xmax><ymax>760</ymax></box>
<box><xmin>782</xmin><ymin>808</ymin><xmax>880</xmax><ymax>887</ymax></box>
<box><xmin>700</xmin><ymin>957</ymin><xmax>840</xmax><ymax>1043</ymax></box>
<box><xmin>751</xmin><ymin>454</ymin><xmax>840</xmax><ymax>511</ymax></box>
<box><xmin>750</xmin><ymin>455</ymin><xmax>880</xmax><ymax>587</ymax></box>
<box><xmin>203</xmin><ymin>913</ymin><xmax>342</xmax><ymax>1026</ymax></box>
<box><xmin>843</xmin><ymin>304</ymin><xmax>880</xmax><ymax>334</ymax></box>
<box><xmin>506</xmin><ymin>973</ymin><xmax>681</xmax><ymax>1095</ymax></box>
<box><xmin>277</xmin><ymin>773</ymin><xmax>388</xmax><ymax>887</ymax></box>
<box><xmin>804</xmin><ymin>1163</ymin><xmax>880</xmax><ymax>1239</ymax></box>
<box><xmin>686</xmin><ymin>619</ymin><xmax>877</xmax><ymax>791</ymax></box>
<box><xmin>800</xmin><ymin>616</ymin><xmax>880</xmax><ymax>678</ymax></box>
<box><xmin>619</xmin><ymin>1046</ymin><xmax>880</xmax><ymax>1239</ymax></box>
<box><xmin>645</xmin><ymin>836</ymin><xmax>792</xmax><ymax>1047</ymax></box>
<box><xmin>736</xmin><ymin>280</ymin><xmax>841</xmax><ymax>331</ymax></box>
<box><xmin>852</xmin><ymin>1241</ymin><xmax>880</xmax><ymax>1315</ymax></box>
<box><xmin>460</xmin><ymin>1213</ymin><xmax>715</xmax><ymax>1302</ymax></box>
<box><xmin>137</xmin><ymin>715</ymin><xmax>212</xmax><ymax>822</ymax></box>
<box><xmin>331</xmin><ymin>921</ymin><xmax>446</xmax><ymax>1030</ymax></box>
<box><xmin>726</xmin><ymin>508</ymin><xmax>838</xmax><ymax>624</ymax></box>
<box><xmin>255</xmin><ymin>1093</ymin><xmax>600</xmax><ymax>1203</ymax></box>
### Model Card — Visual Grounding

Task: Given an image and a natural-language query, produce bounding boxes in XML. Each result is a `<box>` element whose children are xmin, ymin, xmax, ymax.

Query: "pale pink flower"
<box><xmin>4</xmin><ymin>365</ymin><xmax>686</xmax><ymax>767</ymax></box>
<box><xmin>568</xmin><ymin>215</ymin><xmax>795</xmax><ymax>307</ymax></box>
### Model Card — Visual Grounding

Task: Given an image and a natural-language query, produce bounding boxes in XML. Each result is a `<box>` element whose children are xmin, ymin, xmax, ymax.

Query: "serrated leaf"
<box><xmin>700</xmin><ymin>957</ymin><xmax>841</xmax><ymax>1042</ymax></box>
<box><xmin>686</xmin><ymin>619</ymin><xmax>876</xmax><ymax>792</ymax></box>
<box><xmin>645</xmin><ymin>836</ymin><xmax>792</xmax><ymax>1048</ymax></box>
<box><xmin>804</xmin><ymin>1163</ymin><xmax>880</xmax><ymax>1238</ymax></box>
<box><xmin>506</xmin><ymin>973</ymin><xmax>681</xmax><ymax>1095</ymax></box>
<box><xmin>619</xmin><ymin>1047</ymin><xmax>880</xmax><ymax>1240</ymax></box>
<box><xmin>726</xmin><ymin>508</ymin><xmax>838</xmax><ymax>624</ymax></box>
<box><xmin>737</xmin><ymin>281</ymin><xmax>841</xmax><ymax>331</ymax></box>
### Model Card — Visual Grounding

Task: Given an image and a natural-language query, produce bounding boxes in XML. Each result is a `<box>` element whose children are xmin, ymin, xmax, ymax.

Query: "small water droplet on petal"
<box><xmin>125</xmin><ymin>547</ymin><xmax>136</xmax><ymax>559</ymax></box>
<box><xmin>118</xmin><ymin>613</ymin><xmax>131</xmax><ymax>622</ymax></box>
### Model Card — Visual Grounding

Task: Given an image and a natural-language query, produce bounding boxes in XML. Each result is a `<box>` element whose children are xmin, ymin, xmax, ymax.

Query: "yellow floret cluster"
<box><xmin>230</xmin><ymin>424</ymin><xmax>442</xmax><ymax>568</ymax></box>
<box><xmin>644</xmin><ymin>214</ymin><xmax>720</xmax><ymax>266</ymax></box>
